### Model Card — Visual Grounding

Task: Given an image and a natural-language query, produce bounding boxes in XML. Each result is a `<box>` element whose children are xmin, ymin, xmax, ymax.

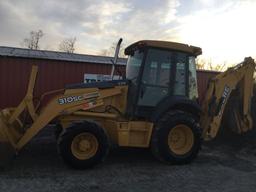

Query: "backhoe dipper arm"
<box><xmin>201</xmin><ymin>57</ymin><xmax>255</xmax><ymax>140</ymax></box>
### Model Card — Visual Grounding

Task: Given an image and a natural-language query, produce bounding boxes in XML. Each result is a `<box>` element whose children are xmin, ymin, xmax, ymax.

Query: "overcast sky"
<box><xmin>0</xmin><ymin>0</ymin><xmax>255</xmax><ymax>65</ymax></box>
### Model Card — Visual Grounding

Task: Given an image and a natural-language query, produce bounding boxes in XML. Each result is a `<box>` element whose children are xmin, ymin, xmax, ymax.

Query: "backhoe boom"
<box><xmin>201</xmin><ymin>57</ymin><xmax>255</xmax><ymax>140</ymax></box>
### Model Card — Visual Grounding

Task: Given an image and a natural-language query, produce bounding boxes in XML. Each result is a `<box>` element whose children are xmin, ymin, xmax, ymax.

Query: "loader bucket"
<box><xmin>0</xmin><ymin>65</ymin><xmax>39</xmax><ymax>166</ymax></box>
<box><xmin>0</xmin><ymin>112</ymin><xmax>16</xmax><ymax>166</ymax></box>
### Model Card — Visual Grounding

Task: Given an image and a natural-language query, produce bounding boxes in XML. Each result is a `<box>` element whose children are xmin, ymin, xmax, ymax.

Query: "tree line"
<box><xmin>196</xmin><ymin>58</ymin><xmax>226</xmax><ymax>71</ymax></box>
<box><xmin>21</xmin><ymin>29</ymin><xmax>125</xmax><ymax>57</ymax></box>
<box><xmin>21</xmin><ymin>29</ymin><xmax>77</xmax><ymax>53</ymax></box>
<box><xmin>22</xmin><ymin>29</ymin><xmax>227</xmax><ymax>71</ymax></box>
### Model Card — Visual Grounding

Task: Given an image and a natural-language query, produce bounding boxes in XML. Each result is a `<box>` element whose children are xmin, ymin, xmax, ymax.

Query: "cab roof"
<box><xmin>124</xmin><ymin>40</ymin><xmax>202</xmax><ymax>56</ymax></box>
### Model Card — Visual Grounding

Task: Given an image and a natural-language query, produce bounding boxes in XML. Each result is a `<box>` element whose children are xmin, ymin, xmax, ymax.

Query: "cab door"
<box><xmin>135</xmin><ymin>48</ymin><xmax>188</xmax><ymax>118</ymax></box>
<box><xmin>138</xmin><ymin>48</ymin><xmax>173</xmax><ymax>107</ymax></box>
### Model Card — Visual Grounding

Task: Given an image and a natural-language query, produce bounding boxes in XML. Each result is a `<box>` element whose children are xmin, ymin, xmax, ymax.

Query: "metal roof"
<box><xmin>0</xmin><ymin>46</ymin><xmax>127</xmax><ymax>65</ymax></box>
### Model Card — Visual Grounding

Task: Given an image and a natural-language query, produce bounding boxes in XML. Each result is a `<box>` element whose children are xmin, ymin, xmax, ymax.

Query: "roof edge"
<box><xmin>0</xmin><ymin>46</ymin><xmax>127</xmax><ymax>65</ymax></box>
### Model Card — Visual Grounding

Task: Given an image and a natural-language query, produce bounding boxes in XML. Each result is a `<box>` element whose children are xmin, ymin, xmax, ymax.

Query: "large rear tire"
<box><xmin>151</xmin><ymin>111</ymin><xmax>202</xmax><ymax>164</ymax></box>
<box><xmin>58</xmin><ymin>121</ymin><xmax>110</xmax><ymax>169</ymax></box>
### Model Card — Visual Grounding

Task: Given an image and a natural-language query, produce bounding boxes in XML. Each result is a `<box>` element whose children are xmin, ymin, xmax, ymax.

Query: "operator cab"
<box><xmin>125</xmin><ymin>40</ymin><xmax>202</xmax><ymax>120</ymax></box>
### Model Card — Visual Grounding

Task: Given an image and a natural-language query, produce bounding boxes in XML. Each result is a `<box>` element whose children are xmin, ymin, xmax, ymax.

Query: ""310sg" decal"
<box><xmin>58</xmin><ymin>92</ymin><xmax>99</xmax><ymax>105</ymax></box>
<box><xmin>58</xmin><ymin>96</ymin><xmax>83</xmax><ymax>105</ymax></box>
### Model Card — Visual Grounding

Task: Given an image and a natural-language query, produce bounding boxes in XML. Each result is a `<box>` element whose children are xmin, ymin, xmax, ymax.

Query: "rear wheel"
<box><xmin>58</xmin><ymin>121</ymin><xmax>110</xmax><ymax>169</ymax></box>
<box><xmin>151</xmin><ymin>111</ymin><xmax>202</xmax><ymax>164</ymax></box>
<box><xmin>168</xmin><ymin>124</ymin><xmax>194</xmax><ymax>156</ymax></box>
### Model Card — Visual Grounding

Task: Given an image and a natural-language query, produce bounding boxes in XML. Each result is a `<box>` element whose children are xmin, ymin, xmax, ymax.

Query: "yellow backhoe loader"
<box><xmin>0</xmin><ymin>39</ymin><xmax>255</xmax><ymax>169</ymax></box>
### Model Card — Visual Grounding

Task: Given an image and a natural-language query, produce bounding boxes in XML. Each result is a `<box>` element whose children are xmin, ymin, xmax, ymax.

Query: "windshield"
<box><xmin>126</xmin><ymin>50</ymin><xmax>144</xmax><ymax>82</ymax></box>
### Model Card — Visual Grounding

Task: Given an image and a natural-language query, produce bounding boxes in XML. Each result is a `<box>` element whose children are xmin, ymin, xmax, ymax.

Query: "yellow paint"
<box><xmin>168</xmin><ymin>124</ymin><xmax>194</xmax><ymax>155</ymax></box>
<box><xmin>201</xmin><ymin>57</ymin><xmax>255</xmax><ymax>140</ymax></box>
<box><xmin>71</xmin><ymin>133</ymin><xmax>99</xmax><ymax>160</ymax></box>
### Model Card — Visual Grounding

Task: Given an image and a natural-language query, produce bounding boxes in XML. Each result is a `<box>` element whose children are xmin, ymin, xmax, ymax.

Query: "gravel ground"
<box><xmin>1</xmin><ymin>127</ymin><xmax>256</xmax><ymax>192</ymax></box>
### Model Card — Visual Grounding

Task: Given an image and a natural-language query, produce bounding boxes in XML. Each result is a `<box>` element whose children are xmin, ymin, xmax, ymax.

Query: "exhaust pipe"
<box><xmin>110</xmin><ymin>38</ymin><xmax>123</xmax><ymax>80</ymax></box>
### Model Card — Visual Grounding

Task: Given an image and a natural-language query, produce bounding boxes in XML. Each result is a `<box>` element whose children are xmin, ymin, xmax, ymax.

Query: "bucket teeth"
<box><xmin>0</xmin><ymin>142</ymin><xmax>15</xmax><ymax>166</ymax></box>
<box><xmin>0</xmin><ymin>112</ymin><xmax>16</xmax><ymax>166</ymax></box>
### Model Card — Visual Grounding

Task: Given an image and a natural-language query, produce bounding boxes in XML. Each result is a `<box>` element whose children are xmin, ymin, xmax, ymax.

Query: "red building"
<box><xmin>0</xmin><ymin>46</ymin><xmax>218</xmax><ymax>109</ymax></box>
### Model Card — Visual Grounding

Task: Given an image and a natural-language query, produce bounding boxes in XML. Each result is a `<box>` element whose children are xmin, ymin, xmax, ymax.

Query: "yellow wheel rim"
<box><xmin>168</xmin><ymin>124</ymin><xmax>194</xmax><ymax>155</ymax></box>
<box><xmin>71</xmin><ymin>133</ymin><xmax>99</xmax><ymax>160</ymax></box>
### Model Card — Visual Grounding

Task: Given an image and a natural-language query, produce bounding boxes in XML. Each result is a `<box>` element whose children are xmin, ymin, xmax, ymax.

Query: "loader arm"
<box><xmin>0</xmin><ymin>65</ymin><xmax>126</xmax><ymax>155</ymax></box>
<box><xmin>201</xmin><ymin>57</ymin><xmax>255</xmax><ymax>140</ymax></box>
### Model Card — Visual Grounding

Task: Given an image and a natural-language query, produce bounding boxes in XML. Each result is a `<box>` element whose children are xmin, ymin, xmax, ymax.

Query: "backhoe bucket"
<box><xmin>0</xmin><ymin>112</ymin><xmax>16</xmax><ymax>166</ymax></box>
<box><xmin>223</xmin><ymin>96</ymin><xmax>253</xmax><ymax>134</ymax></box>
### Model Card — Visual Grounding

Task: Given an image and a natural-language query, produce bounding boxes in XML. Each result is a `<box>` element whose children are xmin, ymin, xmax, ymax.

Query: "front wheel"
<box><xmin>57</xmin><ymin>121</ymin><xmax>110</xmax><ymax>169</ymax></box>
<box><xmin>151</xmin><ymin>111</ymin><xmax>202</xmax><ymax>164</ymax></box>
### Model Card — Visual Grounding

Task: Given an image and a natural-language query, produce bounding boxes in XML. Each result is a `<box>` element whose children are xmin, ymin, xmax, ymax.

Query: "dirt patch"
<box><xmin>0</xmin><ymin>127</ymin><xmax>256</xmax><ymax>192</ymax></box>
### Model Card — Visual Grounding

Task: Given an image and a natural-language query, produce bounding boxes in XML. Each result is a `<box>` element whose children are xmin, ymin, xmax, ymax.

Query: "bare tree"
<box><xmin>101</xmin><ymin>42</ymin><xmax>126</xmax><ymax>57</ymax></box>
<box><xmin>196</xmin><ymin>58</ymin><xmax>206</xmax><ymax>70</ymax></box>
<box><xmin>22</xmin><ymin>30</ymin><xmax>44</xmax><ymax>50</ymax></box>
<box><xmin>59</xmin><ymin>37</ymin><xmax>76</xmax><ymax>53</ymax></box>
<box><xmin>208</xmin><ymin>61</ymin><xmax>226</xmax><ymax>71</ymax></box>
<box><xmin>196</xmin><ymin>58</ymin><xmax>226</xmax><ymax>71</ymax></box>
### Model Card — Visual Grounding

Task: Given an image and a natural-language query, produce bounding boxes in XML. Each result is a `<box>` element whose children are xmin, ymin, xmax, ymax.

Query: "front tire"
<box><xmin>58</xmin><ymin>121</ymin><xmax>110</xmax><ymax>169</ymax></box>
<box><xmin>151</xmin><ymin>111</ymin><xmax>202</xmax><ymax>164</ymax></box>
<box><xmin>54</xmin><ymin>124</ymin><xmax>63</xmax><ymax>140</ymax></box>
